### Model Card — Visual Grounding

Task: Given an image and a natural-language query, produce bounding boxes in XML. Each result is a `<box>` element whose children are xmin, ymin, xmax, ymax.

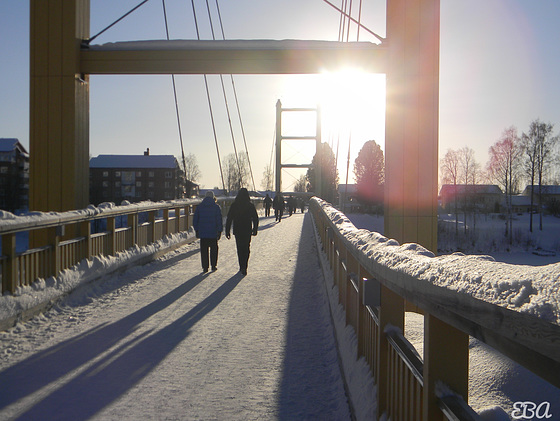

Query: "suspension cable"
<box><xmin>338</xmin><ymin>0</ymin><xmax>347</xmax><ymax>42</ymax></box>
<box><xmin>202</xmin><ymin>0</ymin><xmax>244</xmax><ymax>191</ymax></box>
<box><xmin>215</xmin><ymin>0</ymin><xmax>257</xmax><ymax>191</ymax></box>
<box><xmin>269</xmin><ymin>129</ymin><xmax>276</xmax><ymax>190</ymax></box>
<box><xmin>356</xmin><ymin>0</ymin><xmax>363</xmax><ymax>41</ymax></box>
<box><xmin>345</xmin><ymin>0</ymin><xmax>353</xmax><ymax>42</ymax></box>
<box><xmin>190</xmin><ymin>0</ymin><xmax>227</xmax><ymax>194</ymax></box>
<box><xmin>162</xmin><ymin>0</ymin><xmax>188</xmax><ymax>184</ymax></box>
<box><xmin>87</xmin><ymin>0</ymin><xmax>152</xmax><ymax>44</ymax></box>
<box><xmin>323</xmin><ymin>0</ymin><xmax>384</xmax><ymax>43</ymax></box>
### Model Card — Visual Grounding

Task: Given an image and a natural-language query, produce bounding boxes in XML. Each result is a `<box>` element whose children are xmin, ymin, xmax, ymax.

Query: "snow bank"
<box><xmin>0</xmin><ymin>230</ymin><xmax>196</xmax><ymax>330</ymax></box>
<box><xmin>311</xmin><ymin>209</ymin><xmax>376</xmax><ymax>421</ymax></box>
<box><xmin>313</xmin><ymin>198</ymin><xmax>560</xmax><ymax>325</ymax></box>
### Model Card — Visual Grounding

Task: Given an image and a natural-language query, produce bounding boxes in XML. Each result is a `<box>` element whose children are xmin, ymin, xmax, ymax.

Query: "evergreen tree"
<box><xmin>307</xmin><ymin>143</ymin><xmax>339</xmax><ymax>204</ymax></box>
<box><xmin>353</xmin><ymin>140</ymin><xmax>384</xmax><ymax>206</ymax></box>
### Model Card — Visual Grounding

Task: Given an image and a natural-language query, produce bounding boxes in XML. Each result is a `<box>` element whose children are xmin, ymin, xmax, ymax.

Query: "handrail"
<box><xmin>309</xmin><ymin>197</ymin><xmax>560</xmax><ymax>420</ymax></box>
<box><xmin>1</xmin><ymin>196</ymin><xmax>262</xmax><ymax>296</ymax></box>
<box><xmin>0</xmin><ymin>197</ymin><xmax>235</xmax><ymax>236</ymax></box>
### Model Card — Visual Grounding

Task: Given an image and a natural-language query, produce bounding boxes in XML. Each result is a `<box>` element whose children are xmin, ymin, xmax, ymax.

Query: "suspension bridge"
<box><xmin>2</xmin><ymin>1</ymin><xmax>559</xmax><ymax>420</ymax></box>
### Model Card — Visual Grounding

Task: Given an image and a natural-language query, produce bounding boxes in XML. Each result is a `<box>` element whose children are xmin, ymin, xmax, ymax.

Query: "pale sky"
<box><xmin>1</xmin><ymin>0</ymin><xmax>559</xmax><ymax>190</ymax></box>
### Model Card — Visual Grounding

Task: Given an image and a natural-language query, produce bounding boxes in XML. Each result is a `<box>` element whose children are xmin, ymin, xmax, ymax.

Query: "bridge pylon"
<box><xmin>274</xmin><ymin>100</ymin><xmax>321</xmax><ymax>195</ymax></box>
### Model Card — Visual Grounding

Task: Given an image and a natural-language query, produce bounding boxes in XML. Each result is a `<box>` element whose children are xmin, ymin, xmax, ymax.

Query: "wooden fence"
<box><xmin>0</xmin><ymin>197</ymin><xmax>245</xmax><ymax>295</ymax></box>
<box><xmin>310</xmin><ymin>197</ymin><xmax>560</xmax><ymax>421</ymax></box>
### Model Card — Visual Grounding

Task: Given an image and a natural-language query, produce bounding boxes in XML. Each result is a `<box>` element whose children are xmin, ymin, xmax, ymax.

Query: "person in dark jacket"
<box><xmin>263</xmin><ymin>193</ymin><xmax>273</xmax><ymax>217</ymax></box>
<box><xmin>193</xmin><ymin>191</ymin><xmax>223</xmax><ymax>272</ymax></box>
<box><xmin>272</xmin><ymin>193</ymin><xmax>284</xmax><ymax>222</ymax></box>
<box><xmin>225</xmin><ymin>188</ymin><xmax>259</xmax><ymax>276</ymax></box>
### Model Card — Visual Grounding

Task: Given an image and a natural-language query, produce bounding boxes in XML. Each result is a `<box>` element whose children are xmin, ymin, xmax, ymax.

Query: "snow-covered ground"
<box><xmin>438</xmin><ymin>212</ymin><xmax>560</xmax><ymax>263</ymax></box>
<box><xmin>0</xmin><ymin>213</ymin><xmax>359</xmax><ymax>420</ymax></box>
<box><xmin>1</xmin><ymin>208</ymin><xmax>559</xmax><ymax>420</ymax></box>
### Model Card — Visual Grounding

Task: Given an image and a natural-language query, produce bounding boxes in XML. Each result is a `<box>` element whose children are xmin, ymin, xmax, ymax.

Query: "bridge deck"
<box><xmin>0</xmin><ymin>213</ymin><xmax>353</xmax><ymax>420</ymax></box>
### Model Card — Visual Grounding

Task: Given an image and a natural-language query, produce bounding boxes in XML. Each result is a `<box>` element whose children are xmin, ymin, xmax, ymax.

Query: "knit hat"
<box><xmin>205</xmin><ymin>190</ymin><xmax>215</xmax><ymax>198</ymax></box>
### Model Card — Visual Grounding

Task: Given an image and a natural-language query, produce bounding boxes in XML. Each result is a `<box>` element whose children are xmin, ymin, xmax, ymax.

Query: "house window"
<box><xmin>148</xmin><ymin>181</ymin><xmax>154</xmax><ymax>188</ymax></box>
<box><xmin>115</xmin><ymin>171</ymin><xmax>121</xmax><ymax>177</ymax></box>
<box><xmin>165</xmin><ymin>192</ymin><xmax>172</xmax><ymax>199</ymax></box>
<box><xmin>136</xmin><ymin>181</ymin><xmax>142</xmax><ymax>187</ymax></box>
<box><xmin>103</xmin><ymin>171</ymin><xmax>109</xmax><ymax>177</ymax></box>
<box><xmin>122</xmin><ymin>171</ymin><xmax>134</xmax><ymax>185</ymax></box>
<box><xmin>136</xmin><ymin>171</ymin><xmax>142</xmax><ymax>177</ymax></box>
<box><xmin>102</xmin><ymin>181</ymin><xmax>109</xmax><ymax>187</ymax></box>
<box><xmin>115</xmin><ymin>181</ymin><xmax>121</xmax><ymax>187</ymax></box>
<box><xmin>149</xmin><ymin>171</ymin><xmax>155</xmax><ymax>178</ymax></box>
<box><xmin>0</xmin><ymin>167</ymin><xmax>7</xmax><ymax>174</ymax></box>
<box><xmin>164</xmin><ymin>181</ymin><xmax>171</xmax><ymax>188</ymax></box>
<box><xmin>165</xmin><ymin>171</ymin><xmax>172</xmax><ymax>178</ymax></box>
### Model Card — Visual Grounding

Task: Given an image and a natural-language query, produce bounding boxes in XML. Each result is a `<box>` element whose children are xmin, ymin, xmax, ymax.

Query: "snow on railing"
<box><xmin>0</xmin><ymin>196</ymin><xmax>262</xmax><ymax>295</ymax></box>
<box><xmin>309</xmin><ymin>197</ymin><xmax>560</xmax><ymax>421</ymax></box>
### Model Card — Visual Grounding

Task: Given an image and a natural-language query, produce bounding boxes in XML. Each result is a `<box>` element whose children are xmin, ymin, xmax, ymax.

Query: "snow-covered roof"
<box><xmin>338</xmin><ymin>184</ymin><xmax>358</xmax><ymax>194</ymax></box>
<box><xmin>90</xmin><ymin>154</ymin><xmax>178</xmax><ymax>169</ymax></box>
<box><xmin>511</xmin><ymin>195</ymin><xmax>532</xmax><ymax>206</ymax></box>
<box><xmin>439</xmin><ymin>184</ymin><xmax>502</xmax><ymax>196</ymax></box>
<box><xmin>0</xmin><ymin>138</ymin><xmax>28</xmax><ymax>155</ymax></box>
<box><xmin>522</xmin><ymin>185</ymin><xmax>560</xmax><ymax>196</ymax></box>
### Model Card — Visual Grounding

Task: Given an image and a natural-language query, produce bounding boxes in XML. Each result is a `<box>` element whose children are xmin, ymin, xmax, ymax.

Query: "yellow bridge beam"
<box><xmin>81</xmin><ymin>40</ymin><xmax>386</xmax><ymax>75</ymax></box>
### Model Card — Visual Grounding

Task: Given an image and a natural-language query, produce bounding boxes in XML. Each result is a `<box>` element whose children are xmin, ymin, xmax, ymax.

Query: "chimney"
<box><xmin>144</xmin><ymin>148</ymin><xmax>150</xmax><ymax>156</ymax></box>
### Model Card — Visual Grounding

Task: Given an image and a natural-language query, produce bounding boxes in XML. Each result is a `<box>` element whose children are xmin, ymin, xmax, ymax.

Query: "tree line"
<box><xmin>181</xmin><ymin>140</ymin><xmax>385</xmax><ymax>207</ymax></box>
<box><xmin>441</xmin><ymin>118</ymin><xmax>559</xmax><ymax>242</ymax></box>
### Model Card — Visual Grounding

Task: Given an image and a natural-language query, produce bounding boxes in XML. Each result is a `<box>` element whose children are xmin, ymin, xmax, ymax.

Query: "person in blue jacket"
<box><xmin>193</xmin><ymin>191</ymin><xmax>223</xmax><ymax>272</ymax></box>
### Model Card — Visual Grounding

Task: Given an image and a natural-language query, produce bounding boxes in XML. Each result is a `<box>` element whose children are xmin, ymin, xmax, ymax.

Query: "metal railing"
<box><xmin>310</xmin><ymin>197</ymin><xmax>560</xmax><ymax>421</ymax></box>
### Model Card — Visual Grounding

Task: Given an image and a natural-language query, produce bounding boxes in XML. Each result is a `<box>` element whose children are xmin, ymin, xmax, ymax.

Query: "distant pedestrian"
<box><xmin>273</xmin><ymin>193</ymin><xmax>284</xmax><ymax>222</ymax></box>
<box><xmin>264</xmin><ymin>193</ymin><xmax>273</xmax><ymax>217</ymax></box>
<box><xmin>288</xmin><ymin>196</ymin><xmax>296</xmax><ymax>216</ymax></box>
<box><xmin>226</xmin><ymin>188</ymin><xmax>259</xmax><ymax>276</ymax></box>
<box><xmin>193</xmin><ymin>191</ymin><xmax>223</xmax><ymax>272</ymax></box>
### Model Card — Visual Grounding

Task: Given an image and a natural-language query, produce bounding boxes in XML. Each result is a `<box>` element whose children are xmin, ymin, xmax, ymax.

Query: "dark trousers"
<box><xmin>200</xmin><ymin>238</ymin><xmax>218</xmax><ymax>270</ymax></box>
<box><xmin>235</xmin><ymin>234</ymin><xmax>252</xmax><ymax>272</ymax></box>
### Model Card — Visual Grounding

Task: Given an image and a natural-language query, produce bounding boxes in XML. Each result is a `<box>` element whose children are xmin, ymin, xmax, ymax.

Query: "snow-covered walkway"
<box><xmin>0</xmin><ymin>213</ymin><xmax>352</xmax><ymax>420</ymax></box>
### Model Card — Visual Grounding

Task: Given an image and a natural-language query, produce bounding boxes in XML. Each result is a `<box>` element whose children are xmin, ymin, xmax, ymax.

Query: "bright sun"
<box><xmin>281</xmin><ymin>69</ymin><xmax>386</xmax><ymax>183</ymax></box>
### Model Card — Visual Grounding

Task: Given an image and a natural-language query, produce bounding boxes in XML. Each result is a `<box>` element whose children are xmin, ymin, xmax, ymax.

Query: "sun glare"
<box><xmin>281</xmin><ymin>69</ymin><xmax>386</xmax><ymax>183</ymax></box>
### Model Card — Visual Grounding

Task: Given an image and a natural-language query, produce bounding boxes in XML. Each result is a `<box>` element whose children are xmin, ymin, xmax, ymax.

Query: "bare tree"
<box><xmin>440</xmin><ymin>148</ymin><xmax>461</xmax><ymax>238</ymax></box>
<box><xmin>521</xmin><ymin>119</ymin><xmax>558</xmax><ymax>231</ymax></box>
<box><xmin>458</xmin><ymin>147</ymin><xmax>478</xmax><ymax>235</ymax></box>
<box><xmin>487</xmin><ymin>126</ymin><xmax>522</xmax><ymax>243</ymax></box>
<box><xmin>294</xmin><ymin>174</ymin><xmax>308</xmax><ymax>192</ymax></box>
<box><xmin>261</xmin><ymin>164</ymin><xmax>274</xmax><ymax>191</ymax></box>
<box><xmin>183</xmin><ymin>153</ymin><xmax>201</xmax><ymax>183</ymax></box>
<box><xmin>222</xmin><ymin>152</ymin><xmax>250</xmax><ymax>194</ymax></box>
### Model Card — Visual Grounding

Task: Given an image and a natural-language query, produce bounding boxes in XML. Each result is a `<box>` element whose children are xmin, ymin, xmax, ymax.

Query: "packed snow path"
<box><xmin>0</xmin><ymin>213</ymin><xmax>352</xmax><ymax>420</ymax></box>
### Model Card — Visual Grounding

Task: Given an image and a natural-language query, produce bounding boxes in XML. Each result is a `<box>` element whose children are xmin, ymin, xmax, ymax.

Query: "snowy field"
<box><xmin>348</xmin><ymin>211</ymin><xmax>560</xmax><ymax>265</ymax></box>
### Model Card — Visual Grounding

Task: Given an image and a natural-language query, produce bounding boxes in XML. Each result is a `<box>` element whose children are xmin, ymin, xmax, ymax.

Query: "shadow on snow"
<box><xmin>0</xmin><ymin>259</ymin><xmax>244</xmax><ymax>420</ymax></box>
<box><xmin>276</xmin><ymin>213</ymin><xmax>350</xmax><ymax>420</ymax></box>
